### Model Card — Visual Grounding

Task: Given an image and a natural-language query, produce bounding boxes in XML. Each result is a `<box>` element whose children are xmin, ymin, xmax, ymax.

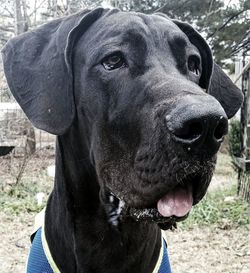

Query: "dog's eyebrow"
<box><xmin>121</xmin><ymin>29</ymin><xmax>148</xmax><ymax>52</ymax></box>
<box><xmin>168</xmin><ymin>33</ymin><xmax>188</xmax><ymax>48</ymax></box>
<box><xmin>171</xmin><ymin>35</ymin><xmax>188</xmax><ymax>47</ymax></box>
<box><xmin>90</xmin><ymin>42</ymin><xmax>124</xmax><ymax>62</ymax></box>
<box><xmin>88</xmin><ymin>30</ymin><xmax>148</xmax><ymax>66</ymax></box>
<box><xmin>168</xmin><ymin>34</ymin><xmax>189</xmax><ymax>70</ymax></box>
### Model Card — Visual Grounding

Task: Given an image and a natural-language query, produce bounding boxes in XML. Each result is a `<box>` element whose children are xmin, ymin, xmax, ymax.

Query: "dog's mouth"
<box><xmin>157</xmin><ymin>182</ymin><xmax>193</xmax><ymax>217</ymax></box>
<box><xmin>127</xmin><ymin>180</ymin><xmax>194</xmax><ymax>224</ymax></box>
<box><xmin>103</xmin><ymin>173</ymin><xmax>209</xmax><ymax>230</ymax></box>
<box><xmin>125</xmin><ymin>164</ymin><xmax>211</xmax><ymax>223</ymax></box>
<box><xmin>101</xmin><ymin>158</ymin><xmax>214</xmax><ymax>229</ymax></box>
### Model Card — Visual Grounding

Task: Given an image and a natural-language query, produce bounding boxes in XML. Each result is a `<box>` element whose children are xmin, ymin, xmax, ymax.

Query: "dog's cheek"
<box><xmin>96</xmin><ymin>155</ymin><xmax>145</xmax><ymax>206</ymax></box>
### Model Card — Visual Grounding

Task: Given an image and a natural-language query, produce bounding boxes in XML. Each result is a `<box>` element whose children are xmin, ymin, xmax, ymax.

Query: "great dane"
<box><xmin>2</xmin><ymin>7</ymin><xmax>243</xmax><ymax>273</ymax></box>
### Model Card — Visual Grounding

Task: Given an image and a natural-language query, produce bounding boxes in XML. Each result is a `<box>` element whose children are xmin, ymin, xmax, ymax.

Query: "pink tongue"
<box><xmin>157</xmin><ymin>185</ymin><xmax>193</xmax><ymax>217</ymax></box>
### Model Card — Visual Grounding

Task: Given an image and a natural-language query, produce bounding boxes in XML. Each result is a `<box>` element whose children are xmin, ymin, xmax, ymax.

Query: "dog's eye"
<box><xmin>102</xmin><ymin>53</ymin><xmax>126</xmax><ymax>70</ymax></box>
<box><xmin>188</xmin><ymin>56</ymin><xmax>200</xmax><ymax>76</ymax></box>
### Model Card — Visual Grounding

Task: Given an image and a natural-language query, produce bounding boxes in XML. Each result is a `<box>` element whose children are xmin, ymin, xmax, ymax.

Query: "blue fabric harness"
<box><xmin>26</xmin><ymin>228</ymin><xmax>53</xmax><ymax>273</ymax></box>
<box><xmin>157</xmin><ymin>237</ymin><xmax>172</xmax><ymax>273</ymax></box>
<box><xmin>26</xmin><ymin>227</ymin><xmax>172</xmax><ymax>273</ymax></box>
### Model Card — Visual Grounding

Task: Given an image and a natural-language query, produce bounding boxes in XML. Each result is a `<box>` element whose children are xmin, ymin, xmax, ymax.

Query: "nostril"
<box><xmin>214</xmin><ymin>117</ymin><xmax>228</xmax><ymax>141</ymax></box>
<box><xmin>174</xmin><ymin>120</ymin><xmax>203</xmax><ymax>141</ymax></box>
<box><xmin>185</xmin><ymin>121</ymin><xmax>203</xmax><ymax>140</ymax></box>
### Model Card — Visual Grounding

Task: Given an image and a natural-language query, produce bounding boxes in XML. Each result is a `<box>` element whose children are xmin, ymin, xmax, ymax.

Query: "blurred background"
<box><xmin>0</xmin><ymin>1</ymin><xmax>249</xmax><ymax>272</ymax></box>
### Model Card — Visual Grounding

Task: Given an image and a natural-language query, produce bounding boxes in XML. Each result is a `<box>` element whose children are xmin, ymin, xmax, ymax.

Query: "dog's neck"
<box><xmin>45</xmin><ymin>133</ymin><xmax>162</xmax><ymax>273</ymax></box>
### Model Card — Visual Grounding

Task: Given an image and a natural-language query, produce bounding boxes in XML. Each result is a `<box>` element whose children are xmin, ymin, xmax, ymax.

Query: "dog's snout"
<box><xmin>166</xmin><ymin>97</ymin><xmax>228</xmax><ymax>154</ymax></box>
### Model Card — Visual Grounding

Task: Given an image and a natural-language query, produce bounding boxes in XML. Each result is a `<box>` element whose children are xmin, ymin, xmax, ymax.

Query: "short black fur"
<box><xmin>2</xmin><ymin>8</ymin><xmax>243</xmax><ymax>273</ymax></box>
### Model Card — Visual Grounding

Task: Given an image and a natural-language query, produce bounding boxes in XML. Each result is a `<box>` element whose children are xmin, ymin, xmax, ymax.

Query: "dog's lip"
<box><xmin>126</xmin><ymin>175</ymin><xmax>205</xmax><ymax>223</ymax></box>
<box><xmin>127</xmin><ymin>206</ymin><xmax>189</xmax><ymax>223</ymax></box>
<box><xmin>127</xmin><ymin>183</ymin><xmax>193</xmax><ymax>222</ymax></box>
<box><xmin>107</xmin><ymin>172</ymin><xmax>209</xmax><ymax>224</ymax></box>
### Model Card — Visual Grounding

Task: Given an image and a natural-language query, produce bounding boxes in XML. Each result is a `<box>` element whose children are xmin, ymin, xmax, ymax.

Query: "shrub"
<box><xmin>228</xmin><ymin>119</ymin><xmax>241</xmax><ymax>157</ymax></box>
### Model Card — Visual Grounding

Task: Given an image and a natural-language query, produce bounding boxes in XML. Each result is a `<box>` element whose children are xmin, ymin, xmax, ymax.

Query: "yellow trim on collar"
<box><xmin>41</xmin><ymin>225</ymin><xmax>61</xmax><ymax>273</ymax></box>
<box><xmin>152</xmin><ymin>230</ymin><xmax>166</xmax><ymax>273</ymax></box>
<box><xmin>161</xmin><ymin>230</ymin><xmax>168</xmax><ymax>244</ymax></box>
<box><xmin>32</xmin><ymin>207</ymin><xmax>61</xmax><ymax>272</ymax></box>
<box><xmin>33</xmin><ymin>207</ymin><xmax>45</xmax><ymax>234</ymax></box>
<box><xmin>33</xmin><ymin>208</ymin><xmax>166</xmax><ymax>273</ymax></box>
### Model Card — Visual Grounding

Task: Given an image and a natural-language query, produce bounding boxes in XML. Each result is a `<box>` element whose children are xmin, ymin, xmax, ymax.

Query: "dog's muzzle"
<box><xmin>102</xmin><ymin>181</ymin><xmax>194</xmax><ymax>230</ymax></box>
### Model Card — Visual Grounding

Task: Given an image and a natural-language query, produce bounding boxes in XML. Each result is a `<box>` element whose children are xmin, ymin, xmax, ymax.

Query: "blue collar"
<box><xmin>26</xmin><ymin>228</ymin><xmax>55</xmax><ymax>273</ymax></box>
<box><xmin>152</xmin><ymin>232</ymin><xmax>172</xmax><ymax>273</ymax></box>
<box><xmin>26</xmin><ymin>211</ymin><xmax>172</xmax><ymax>273</ymax></box>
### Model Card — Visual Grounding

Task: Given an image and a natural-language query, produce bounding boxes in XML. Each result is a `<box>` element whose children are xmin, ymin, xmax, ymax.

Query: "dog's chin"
<box><xmin>125</xmin><ymin>183</ymin><xmax>193</xmax><ymax>230</ymax></box>
<box><xmin>103</xmin><ymin>165</ymin><xmax>213</xmax><ymax>229</ymax></box>
<box><xmin>122</xmin><ymin>173</ymin><xmax>211</xmax><ymax>229</ymax></box>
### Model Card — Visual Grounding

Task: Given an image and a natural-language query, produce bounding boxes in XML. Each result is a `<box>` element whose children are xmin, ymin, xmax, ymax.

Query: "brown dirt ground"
<box><xmin>0</xmin><ymin>152</ymin><xmax>249</xmax><ymax>273</ymax></box>
<box><xmin>166</xmin><ymin>227</ymin><xmax>250</xmax><ymax>273</ymax></box>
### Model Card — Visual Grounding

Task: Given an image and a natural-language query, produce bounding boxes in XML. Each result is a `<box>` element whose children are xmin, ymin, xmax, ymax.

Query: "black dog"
<box><xmin>2</xmin><ymin>8</ymin><xmax>243</xmax><ymax>273</ymax></box>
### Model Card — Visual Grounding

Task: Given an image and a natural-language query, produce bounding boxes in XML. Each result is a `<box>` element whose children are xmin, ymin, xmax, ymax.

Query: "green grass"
<box><xmin>179</xmin><ymin>184</ymin><xmax>250</xmax><ymax>230</ymax></box>
<box><xmin>0</xmin><ymin>171</ymin><xmax>52</xmax><ymax>218</ymax></box>
<box><xmin>0</xmin><ymin>194</ymin><xmax>42</xmax><ymax>216</ymax></box>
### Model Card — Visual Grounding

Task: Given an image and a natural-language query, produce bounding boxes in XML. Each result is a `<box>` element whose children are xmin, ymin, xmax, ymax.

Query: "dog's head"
<box><xmin>2</xmin><ymin>8</ymin><xmax>243</xmax><ymax>229</ymax></box>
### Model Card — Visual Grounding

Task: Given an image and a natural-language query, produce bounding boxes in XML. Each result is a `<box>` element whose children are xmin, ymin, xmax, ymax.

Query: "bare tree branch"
<box><xmin>0</xmin><ymin>14</ymin><xmax>14</xmax><ymax>19</ymax></box>
<box><xmin>28</xmin><ymin>0</ymin><xmax>47</xmax><ymax>18</ymax></box>
<box><xmin>208</xmin><ymin>8</ymin><xmax>248</xmax><ymax>38</ymax></box>
<box><xmin>0</xmin><ymin>26</ymin><xmax>14</xmax><ymax>32</ymax></box>
<box><xmin>6</xmin><ymin>7</ymin><xmax>14</xmax><ymax>17</ymax></box>
<box><xmin>206</xmin><ymin>7</ymin><xmax>222</xmax><ymax>18</ymax></box>
<box><xmin>154</xmin><ymin>0</ymin><xmax>191</xmax><ymax>13</ymax></box>
<box><xmin>208</xmin><ymin>0</ymin><xmax>215</xmax><ymax>14</ymax></box>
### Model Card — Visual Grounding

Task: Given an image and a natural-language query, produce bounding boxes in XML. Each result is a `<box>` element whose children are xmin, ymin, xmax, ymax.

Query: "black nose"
<box><xmin>166</xmin><ymin>97</ymin><xmax>228</xmax><ymax>155</ymax></box>
<box><xmin>172</xmin><ymin>115</ymin><xmax>228</xmax><ymax>144</ymax></box>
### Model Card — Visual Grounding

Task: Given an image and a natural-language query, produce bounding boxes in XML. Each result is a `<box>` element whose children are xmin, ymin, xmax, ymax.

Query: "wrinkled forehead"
<box><xmin>82</xmin><ymin>12</ymin><xmax>192</xmax><ymax>53</ymax></box>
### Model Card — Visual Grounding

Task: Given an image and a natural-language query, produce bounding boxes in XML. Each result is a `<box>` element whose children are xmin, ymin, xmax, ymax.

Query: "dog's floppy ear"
<box><xmin>172</xmin><ymin>20</ymin><xmax>213</xmax><ymax>90</ymax></box>
<box><xmin>165</xmin><ymin>17</ymin><xmax>243</xmax><ymax>119</ymax></box>
<box><xmin>1</xmin><ymin>8</ymin><xmax>107</xmax><ymax>135</ymax></box>
<box><xmin>209</xmin><ymin>63</ymin><xmax>243</xmax><ymax>119</ymax></box>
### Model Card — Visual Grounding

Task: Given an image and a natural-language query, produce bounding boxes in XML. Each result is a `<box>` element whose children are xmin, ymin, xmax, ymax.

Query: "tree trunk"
<box><xmin>14</xmin><ymin>0</ymin><xmax>28</xmax><ymax>35</ymax></box>
<box><xmin>21</xmin><ymin>0</ymin><xmax>29</xmax><ymax>32</ymax></box>
<box><xmin>52</xmin><ymin>0</ymin><xmax>58</xmax><ymax>18</ymax></box>
<box><xmin>14</xmin><ymin>0</ymin><xmax>23</xmax><ymax>35</ymax></box>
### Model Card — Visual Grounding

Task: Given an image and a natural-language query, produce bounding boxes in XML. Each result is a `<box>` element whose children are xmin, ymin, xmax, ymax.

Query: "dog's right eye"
<box><xmin>188</xmin><ymin>55</ymin><xmax>200</xmax><ymax>76</ymax></box>
<box><xmin>102</xmin><ymin>53</ymin><xmax>126</xmax><ymax>70</ymax></box>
